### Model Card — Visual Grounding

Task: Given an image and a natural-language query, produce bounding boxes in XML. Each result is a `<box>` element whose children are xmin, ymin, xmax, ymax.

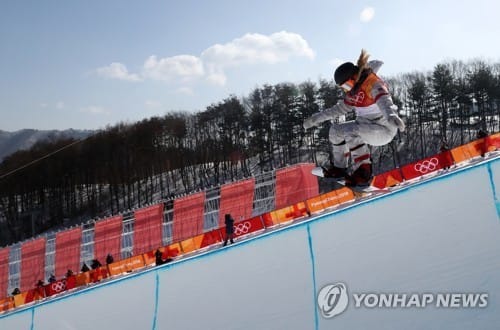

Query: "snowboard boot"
<box><xmin>345</xmin><ymin>163</ymin><xmax>372</xmax><ymax>187</ymax></box>
<box><xmin>321</xmin><ymin>165</ymin><xmax>348</xmax><ymax>179</ymax></box>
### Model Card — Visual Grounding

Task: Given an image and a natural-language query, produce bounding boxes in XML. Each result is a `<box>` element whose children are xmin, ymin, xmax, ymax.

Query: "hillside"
<box><xmin>0</xmin><ymin>129</ymin><xmax>93</xmax><ymax>162</ymax></box>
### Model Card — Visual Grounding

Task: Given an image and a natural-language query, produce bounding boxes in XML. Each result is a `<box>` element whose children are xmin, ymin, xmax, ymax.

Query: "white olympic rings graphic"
<box><xmin>233</xmin><ymin>222</ymin><xmax>252</xmax><ymax>235</ymax></box>
<box><xmin>414</xmin><ymin>158</ymin><xmax>439</xmax><ymax>174</ymax></box>
<box><xmin>51</xmin><ymin>280</ymin><xmax>66</xmax><ymax>292</ymax></box>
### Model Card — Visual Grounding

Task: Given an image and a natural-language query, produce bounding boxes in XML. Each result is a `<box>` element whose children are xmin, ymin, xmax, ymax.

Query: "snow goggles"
<box><xmin>340</xmin><ymin>79</ymin><xmax>355</xmax><ymax>92</ymax></box>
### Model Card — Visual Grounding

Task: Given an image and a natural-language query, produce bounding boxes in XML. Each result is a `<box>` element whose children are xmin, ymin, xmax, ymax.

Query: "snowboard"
<box><xmin>311</xmin><ymin>166</ymin><xmax>388</xmax><ymax>195</ymax></box>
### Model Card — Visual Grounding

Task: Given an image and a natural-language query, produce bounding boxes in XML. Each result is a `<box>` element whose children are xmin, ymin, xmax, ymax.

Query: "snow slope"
<box><xmin>1</xmin><ymin>157</ymin><xmax>499</xmax><ymax>329</ymax></box>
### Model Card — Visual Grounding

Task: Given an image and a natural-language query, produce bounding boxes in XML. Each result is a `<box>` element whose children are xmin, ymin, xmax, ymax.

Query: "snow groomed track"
<box><xmin>0</xmin><ymin>154</ymin><xmax>499</xmax><ymax>329</ymax></box>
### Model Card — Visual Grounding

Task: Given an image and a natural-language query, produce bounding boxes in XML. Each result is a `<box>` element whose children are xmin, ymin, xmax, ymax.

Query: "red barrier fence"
<box><xmin>172</xmin><ymin>192</ymin><xmax>205</xmax><ymax>242</ymax></box>
<box><xmin>44</xmin><ymin>277</ymin><xmax>76</xmax><ymax>297</ymax></box>
<box><xmin>55</xmin><ymin>227</ymin><xmax>82</xmax><ymax>279</ymax></box>
<box><xmin>401</xmin><ymin>151</ymin><xmax>454</xmax><ymax>181</ymax></box>
<box><xmin>219</xmin><ymin>178</ymin><xmax>255</xmax><ymax>227</ymax></box>
<box><xmin>487</xmin><ymin>133</ymin><xmax>500</xmax><ymax>151</ymax></box>
<box><xmin>371</xmin><ymin>168</ymin><xmax>404</xmax><ymax>189</ymax></box>
<box><xmin>305</xmin><ymin>187</ymin><xmax>355</xmax><ymax>214</ymax></box>
<box><xmin>275</xmin><ymin>163</ymin><xmax>318</xmax><ymax>209</ymax></box>
<box><xmin>133</xmin><ymin>204</ymin><xmax>164</xmax><ymax>255</ymax></box>
<box><xmin>20</xmin><ymin>238</ymin><xmax>46</xmax><ymax>292</ymax></box>
<box><xmin>220</xmin><ymin>216</ymin><xmax>265</xmax><ymax>240</ymax></box>
<box><xmin>94</xmin><ymin>215</ymin><xmax>123</xmax><ymax>265</ymax></box>
<box><xmin>0</xmin><ymin>296</ymin><xmax>13</xmax><ymax>312</ymax></box>
<box><xmin>0</xmin><ymin>248</ymin><xmax>9</xmax><ymax>300</ymax></box>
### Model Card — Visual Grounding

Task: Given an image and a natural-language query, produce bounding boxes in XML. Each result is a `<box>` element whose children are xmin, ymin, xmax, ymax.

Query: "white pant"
<box><xmin>329</xmin><ymin>116</ymin><xmax>397</xmax><ymax>171</ymax></box>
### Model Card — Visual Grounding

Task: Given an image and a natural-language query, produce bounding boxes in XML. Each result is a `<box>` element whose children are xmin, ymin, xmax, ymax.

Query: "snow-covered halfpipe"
<box><xmin>1</xmin><ymin>157</ymin><xmax>499</xmax><ymax>329</ymax></box>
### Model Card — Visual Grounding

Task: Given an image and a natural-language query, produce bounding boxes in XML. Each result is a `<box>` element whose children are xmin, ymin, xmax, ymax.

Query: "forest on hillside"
<box><xmin>0</xmin><ymin>58</ymin><xmax>499</xmax><ymax>246</ymax></box>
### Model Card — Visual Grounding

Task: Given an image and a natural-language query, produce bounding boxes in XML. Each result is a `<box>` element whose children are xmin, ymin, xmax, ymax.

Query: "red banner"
<box><xmin>172</xmin><ymin>192</ymin><xmax>205</xmax><ymax>243</ymax></box>
<box><xmin>401</xmin><ymin>152</ymin><xmax>452</xmax><ymax>181</ymax></box>
<box><xmin>219</xmin><ymin>216</ymin><xmax>265</xmax><ymax>239</ymax></box>
<box><xmin>163</xmin><ymin>243</ymin><xmax>181</xmax><ymax>258</ymax></box>
<box><xmin>20</xmin><ymin>238</ymin><xmax>46</xmax><ymax>292</ymax></box>
<box><xmin>275</xmin><ymin>163</ymin><xmax>319</xmax><ymax>209</ymax></box>
<box><xmin>108</xmin><ymin>255</ymin><xmax>146</xmax><ymax>275</ymax></box>
<box><xmin>0</xmin><ymin>247</ymin><xmax>9</xmax><ymax>299</ymax></box>
<box><xmin>66</xmin><ymin>275</ymin><xmax>76</xmax><ymax>290</ymax></box>
<box><xmin>133</xmin><ymin>204</ymin><xmax>164</xmax><ymax>255</ymax></box>
<box><xmin>19</xmin><ymin>287</ymin><xmax>45</xmax><ymax>305</ymax></box>
<box><xmin>55</xmin><ymin>227</ymin><xmax>82</xmax><ymax>278</ymax></box>
<box><xmin>372</xmin><ymin>168</ymin><xmax>404</xmax><ymax>189</ymax></box>
<box><xmin>44</xmin><ymin>277</ymin><xmax>75</xmax><ymax>297</ymax></box>
<box><xmin>94</xmin><ymin>215</ymin><xmax>123</xmax><ymax>264</ymax></box>
<box><xmin>219</xmin><ymin>178</ymin><xmax>255</xmax><ymax>227</ymax></box>
<box><xmin>0</xmin><ymin>297</ymin><xmax>13</xmax><ymax>312</ymax></box>
<box><xmin>486</xmin><ymin>133</ymin><xmax>500</xmax><ymax>151</ymax></box>
<box><xmin>176</xmin><ymin>232</ymin><xmax>221</xmax><ymax>255</ymax></box>
<box><xmin>191</xmin><ymin>230</ymin><xmax>222</xmax><ymax>249</ymax></box>
<box><xmin>305</xmin><ymin>187</ymin><xmax>355</xmax><ymax>214</ymax></box>
<box><xmin>300</xmin><ymin>163</ymin><xmax>320</xmax><ymax>199</ymax></box>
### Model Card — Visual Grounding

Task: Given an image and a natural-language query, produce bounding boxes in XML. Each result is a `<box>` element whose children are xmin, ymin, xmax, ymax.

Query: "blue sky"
<box><xmin>1</xmin><ymin>0</ymin><xmax>499</xmax><ymax>131</ymax></box>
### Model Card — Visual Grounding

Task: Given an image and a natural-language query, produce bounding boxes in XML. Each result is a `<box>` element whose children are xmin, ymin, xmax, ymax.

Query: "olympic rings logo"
<box><xmin>414</xmin><ymin>158</ymin><xmax>439</xmax><ymax>174</ymax></box>
<box><xmin>234</xmin><ymin>222</ymin><xmax>252</xmax><ymax>235</ymax></box>
<box><xmin>51</xmin><ymin>280</ymin><xmax>66</xmax><ymax>292</ymax></box>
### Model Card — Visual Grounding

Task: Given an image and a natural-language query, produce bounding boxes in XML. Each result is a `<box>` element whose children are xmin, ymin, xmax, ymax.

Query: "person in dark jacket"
<box><xmin>48</xmin><ymin>274</ymin><xmax>56</xmax><ymax>283</ymax></box>
<box><xmin>106</xmin><ymin>253</ymin><xmax>114</xmax><ymax>265</ymax></box>
<box><xmin>65</xmin><ymin>269</ymin><xmax>74</xmax><ymax>278</ymax></box>
<box><xmin>91</xmin><ymin>259</ymin><xmax>102</xmax><ymax>270</ymax></box>
<box><xmin>223</xmin><ymin>213</ymin><xmax>235</xmax><ymax>246</ymax></box>
<box><xmin>81</xmin><ymin>263</ymin><xmax>90</xmax><ymax>272</ymax></box>
<box><xmin>155</xmin><ymin>249</ymin><xmax>173</xmax><ymax>266</ymax></box>
<box><xmin>477</xmin><ymin>129</ymin><xmax>488</xmax><ymax>157</ymax></box>
<box><xmin>155</xmin><ymin>249</ymin><xmax>165</xmax><ymax>266</ymax></box>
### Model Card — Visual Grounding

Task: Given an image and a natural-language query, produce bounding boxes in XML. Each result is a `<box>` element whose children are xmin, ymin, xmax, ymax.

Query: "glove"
<box><xmin>304</xmin><ymin>105</ymin><xmax>343</xmax><ymax>129</ymax></box>
<box><xmin>303</xmin><ymin>117</ymin><xmax>316</xmax><ymax>130</ymax></box>
<box><xmin>304</xmin><ymin>112</ymin><xmax>327</xmax><ymax>129</ymax></box>
<box><xmin>388</xmin><ymin>114</ymin><xmax>405</xmax><ymax>132</ymax></box>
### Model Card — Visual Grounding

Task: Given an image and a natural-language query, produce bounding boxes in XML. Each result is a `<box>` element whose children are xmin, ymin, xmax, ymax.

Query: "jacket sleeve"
<box><xmin>368</xmin><ymin>60</ymin><xmax>383</xmax><ymax>74</ymax></box>
<box><xmin>371</xmin><ymin>80</ymin><xmax>398</xmax><ymax>119</ymax></box>
<box><xmin>375</xmin><ymin>94</ymin><xmax>399</xmax><ymax>119</ymax></box>
<box><xmin>303</xmin><ymin>100</ymin><xmax>352</xmax><ymax>129</ymax></box>
<box><xmin>372</xmin><ymin>80</ymin><xmax>406</xmax><ymax>132</ymax></box>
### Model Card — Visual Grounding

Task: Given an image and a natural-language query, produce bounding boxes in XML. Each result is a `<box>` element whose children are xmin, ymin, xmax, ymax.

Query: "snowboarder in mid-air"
<box><xmin>303</xmin><ymin>49</ymin><xmax>405</xmax><ymax>186</ymax></box>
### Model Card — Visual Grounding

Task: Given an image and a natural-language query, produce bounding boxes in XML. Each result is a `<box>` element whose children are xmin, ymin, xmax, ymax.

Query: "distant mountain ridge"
<box><xmin>0</xmin><ymin>129</ymin><xmax>93</xmax><ymax>162</ymax></box>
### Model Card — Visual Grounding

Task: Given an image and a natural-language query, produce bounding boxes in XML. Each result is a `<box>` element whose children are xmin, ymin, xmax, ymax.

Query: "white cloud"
<box><xmin>142</xmin><ymin>55</ymin><xmax>204</xmax><ymax>82</ymax></box>
<box><xmin>201</xmin><ymin>31</ymin><xmax>315</xmax><ymax>66</ymax></box>
<box><xmin>201</xmin><ymin>31</ymin><xmax>315</xmax><ymax>85</ymax></box>
<box><xmin>94</xmin><ymin>31</ymin><xmax>314</xmax><ymax>86</ymax></box>
<box><xmin>360</xmin><ymin>7</ymin><xmax>375</xmax><ymax>22</ymax></box>
<box><xmin>205</xmin><ymin>68</ymin><xmax>227</xmax><ymax>86</ymax></box>
<box><xmin>96</xmin><ymin>62</ymin><xmax>142</xmax><ymax>82</ymax></box>
<box><xmin>56</xmin><ymin>101</ymin><xmax>65</xmax><ymax>109</ymax></box>
<box><xmin>80</xmin><ymin>106</ymin><xmax>111</xmax><ymax>115</ymax></box>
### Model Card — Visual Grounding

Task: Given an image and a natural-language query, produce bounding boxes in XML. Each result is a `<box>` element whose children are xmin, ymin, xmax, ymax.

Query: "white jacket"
<box><xmin>304</xmin><ymin>61</ymin><xmax>405</xmax><ymax>132</ymax></box>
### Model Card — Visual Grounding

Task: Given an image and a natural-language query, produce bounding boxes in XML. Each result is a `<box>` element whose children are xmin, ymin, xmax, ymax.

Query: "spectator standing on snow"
<box><xmin>223</xmin><ymin>214</ymin><xmax>235</xmax><ymax>246</ymax></box>
<box><xmin>106</xmin><ymin>253</ymin><xmax>114</xmax><ymax>265</ymax></box>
